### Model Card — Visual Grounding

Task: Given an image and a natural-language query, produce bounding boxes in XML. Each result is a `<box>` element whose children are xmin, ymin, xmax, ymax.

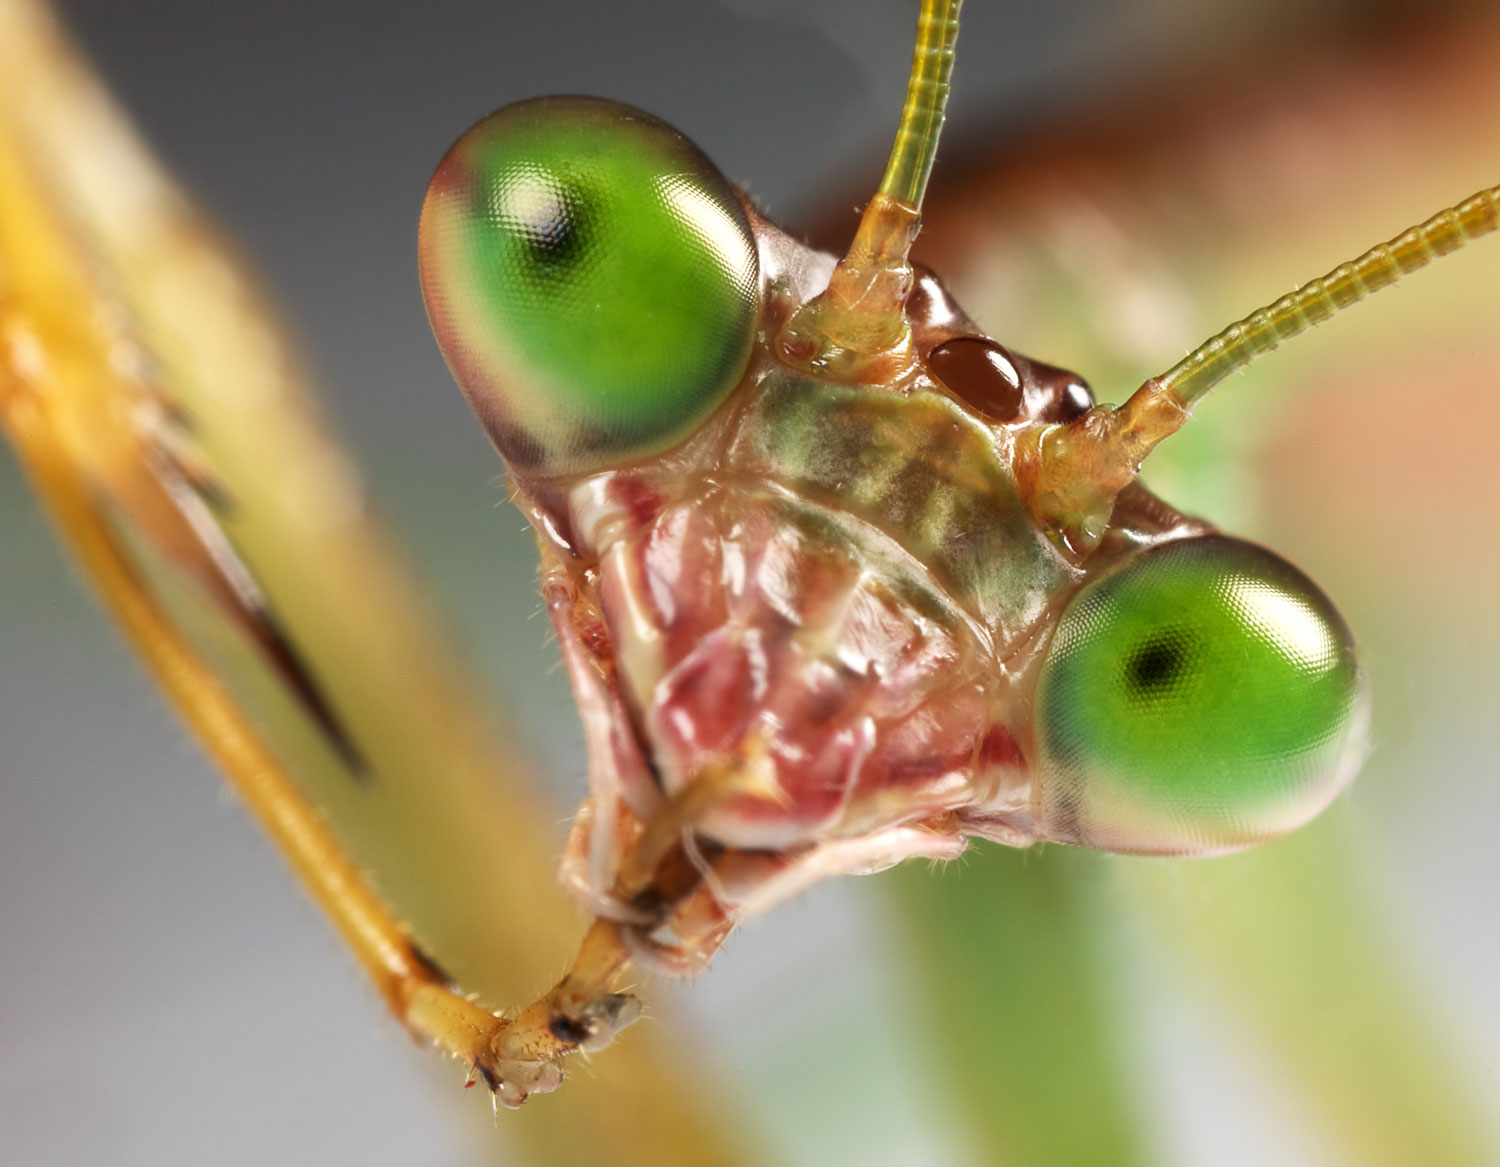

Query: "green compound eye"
<box><xmin>1034</xmin><ymin>536</ymin><xmax>1366</xmax><ymax>856</ymax></box>
<box><xmin>419</xmin><ymin>96</ymin><xmax>760</xmax><ymax>476</ymax></box>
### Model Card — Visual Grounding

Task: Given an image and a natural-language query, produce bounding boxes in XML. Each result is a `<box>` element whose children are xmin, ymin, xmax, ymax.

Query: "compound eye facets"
<box><xmin>1034</xmin><ymin>536</ymin><xmax>1366</xmax><ymax>855</ymax></box>
<box><xmin>419</xmin><ymin>96</ymin><xmax>760</xmax><ymax>477</ymax></box>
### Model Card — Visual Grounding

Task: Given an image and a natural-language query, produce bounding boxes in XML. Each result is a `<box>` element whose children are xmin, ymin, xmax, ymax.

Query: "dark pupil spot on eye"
<box><xmin>478</xmin><ymin>173</ymin><xmax>596</xmax><ymax>281</ymax></box>
<box><xmin>1124</xmin><ymin>634</ymin><xmax>1189</xmax><ymax>697</ymax></box>
<box><xmin>518</xmin><ymin>188</ymin><xmax>590</xmax><ymax>276</ymax></box>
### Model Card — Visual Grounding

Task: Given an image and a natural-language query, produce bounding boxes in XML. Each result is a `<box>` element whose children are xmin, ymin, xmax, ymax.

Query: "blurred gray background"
<box><xmin>4</xmin><ymin>2</ymin><xmax>1496</xmax><ymax>1165</ymax></box>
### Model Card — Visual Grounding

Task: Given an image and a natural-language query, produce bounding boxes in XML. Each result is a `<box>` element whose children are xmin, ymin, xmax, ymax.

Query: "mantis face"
<box><xmin>419</xmin><ymin>94</ymin><xmax>1366</xmax><ymax>865</ymax></box>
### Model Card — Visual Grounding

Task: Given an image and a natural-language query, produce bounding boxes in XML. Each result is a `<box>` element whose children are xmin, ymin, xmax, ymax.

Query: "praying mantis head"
<box><xmin>418</xmin><ymin>0</ymin><xmax>1489</xmax><ymax>871</ymax></box>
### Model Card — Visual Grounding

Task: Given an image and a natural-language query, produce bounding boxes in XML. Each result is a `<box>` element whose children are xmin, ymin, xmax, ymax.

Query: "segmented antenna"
<box><xmin>1150</xmin><ymin>185</ymin><xmax>1500</xmax><ymax>409</ymax></box>
<box><xmin>778</xmin><ymin>0</ymin><xmax>962</xmax><ymax>367</ymax></box>
<box><xmin>1025</xmin><ymin>182</ymin><xmax>1500</xmax><ymax>555</ymax></box>
<box><xmin>880</xmin><ymin>0</ymin><xmax>961</xmax><ymax>210</ymax></box>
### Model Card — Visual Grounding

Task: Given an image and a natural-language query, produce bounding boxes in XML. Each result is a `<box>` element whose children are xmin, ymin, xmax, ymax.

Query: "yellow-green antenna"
<box><xmin>1150</xmin><ymin>186</ymin><xmax>1500</xmax><ymax>410</ymax></box>
<box><xmin>779</xmin><ymin>0</ymin><xmax>962</xmax><ymax>370</ymax></box>
<box><xmin>1026</xmin><ymin>182</ymin><xmax>1500</xmax><ymax>553</ymax></box>
<box><xmin>879</xmin><ymin>0</ymin><xmax>961</xmax><ymax>209</ymax></box>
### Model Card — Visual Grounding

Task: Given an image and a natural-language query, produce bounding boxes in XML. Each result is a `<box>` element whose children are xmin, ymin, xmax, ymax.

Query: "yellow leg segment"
<box><xmin>0</xmin><ymin>94</ymin><xmax>638</xmax><ymax>1106</ymax></box>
